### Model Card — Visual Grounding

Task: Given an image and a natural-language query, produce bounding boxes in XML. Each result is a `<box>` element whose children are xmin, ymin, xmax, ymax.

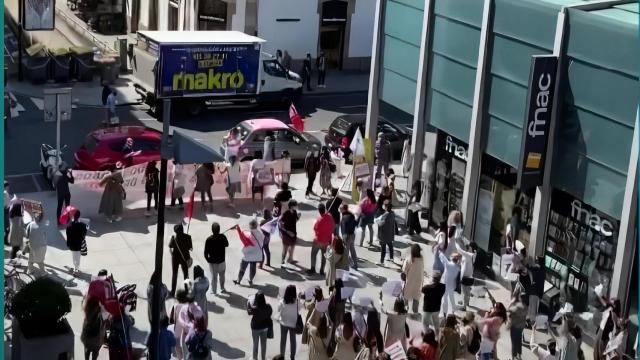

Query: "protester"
<box><xmin>171</xmin><ymin>161</ymin><xmax>186</xmax><ymax>208</ymax></box>
<box><xmin>438</xmin><ymin>314</ymin><xmax>460</xmax><ymax>360</ymax></box>
<box><xmin>409</xmin><ymin>328</ymin><xmax>438</xmax><ymax>360</ymax></box>
<box><xmin>358</xmin><ymin>189</ymin><xmax>377</xmax><ymax>247</ymax></box>
<box><xmin>279</xmin><ymin>200</ymin><xmax>300</xmax><ymax>265</ymax></box>
<box><xmin>65</xmin><ymin>210</ymin><xmax>87</xmax><ymax>274</ymax></box>
<box><xmin>438</xmin><ymin>252</ymin><xmax>461</xmax><ymax>317</ymax></box>
<box><xmin>53</xmin><ymin>165</ymin><xmax>74</xmax><ymax>222</ymax></box>
<box><xmin>278</xmin><ymin>285</ymin><xmax>300</xmax><ymax>360</ymax></box>
<box><xmin>431</xmin><ymin>222</ymin><xmax>452</xmax><ymax>273</ymax></box>
<box><xmin>479</xmin><ymin>292</ymin><xmax>507</xmax><ymax>360</ymax></box>
<box><xmin>308</xmin><ymin>203</ymin><xmax>335</xmax><ymax>275</ymax></box>
<box><xmin>363</xmin><ymin>309</ymin><xmax>384</xmax><ymax>359</ymax></box>
<box><xmin>145</xmin><ymin>317</ymin><xmax>176</xmax><ymax>360</ymax></box>
<box><xmin>195</xmin><ymin>163</ymin><xmax>214</xmax><ymax>208</ymax></box>
<box><xmin>224</xmin><ymin>155</ymin><xmax>241</xmax><ymax>207</ymax></box>
<box><xmin>332</xmin><ymin>312</ymin><xmax>358</xmax><ymax>360</ymax></box>
<box><xmin>305</xmin><ymin>151</ymin><xmax>319</xmax><ymax>198</ymax></box>
<box><xmin>81</xmin><ymin>297</ymin><xmax>105</xmax><ymax>360</ymax></box>
<box><xmin>25</xmin><ymin>212</ymin><xmax>47</xmax><ymax>274</ymax></box>
<box><xmin>326</xmin><ymin>188</ymin><xmax>342</xmax><ymax>234</ymax></box>
<box><xmin>170</xmin><ymin>288</ymin><xmax>192</xmax><ymax>359</ymax></box>
<box><xmin>303</xmin><ymin>54</ymin><xmax>313</xmax><ymax>91</ymax></box>
<box><xmin>447</xmin><ymin>210</ymin><xmax>464</xmax><ymax>241</ymax></box>
<box><xmin>4</xmin><ymin>181</ymin><xmax>11</xmax><ymax>244</ymax></box>
<box><xmin>374</xmin><ymin>132</ymin><xmax>391</xmax><ymax>181</ymax></box>
<box><xmin>185</xmin><ymin>314</ymin><xmax>215</xmax><ymax>359</ymax></box>
<box><xmin>260</xmin><ymin>209</ymin><xmax>273</xmax><ymax>268</ymax></box>
<box><xmin>594</xmin><ymin>298</ymin><xmax>622</xmax><ymax>360</ymax></box>
<box><xmin>145</xmin><ymin>161</ymin><xmax>160</xmax><ymax>216</ymax></box>
<box><xmin>402</xmin><ymin>244</ymin><xmax>424</xmax><ymax>314</ymax></box>
<box><xmin>507</xmin><ymin>293</ymin><xmax>527</xmax><ymax>360</ymax></box>
<box><xmin>327</xmin><ymin>279</ymin><xmax>347</xmax><ymax>338</ymax></box>
<box><xmin>458</xmin><ymin>312</ymin><xmax>479</xmax><ymax>359</ymax></box>
<box><xmin>248</xmin><ymin>291</ymin><xmax>273</xmax><ymax>360</ymax></box>
<box><xmin>375</xmin><ymin>200</ymin><xmax>396</xmax><ymax>266</ymax></box>
<box><xmin>381</xmin><ymin>297</ymin><xmax>408</xmax><ymax>350</ymax></box>
<box><xmin>317</xmin><ymin>51</ymin><xmax>327</xmax><ymax>87</ymax></box>
<box><xmin>376</xmin><ymin>186</ymin><xmax>392</xmax><ymax>215</ymax></box>
<box><xmin>204</xmin><ymin>222</ymin><xmax>227</xmax><ymax>295</ymax></box>
<box><xmin>169</xmin><ymin>224</ymin><xmax>193</xmax><ymax>297</ymax></box>
<box><xmin>406</xmin><ymin>180</ymin><xmax>423</xmax><ymax>236</ymax></box>
<box><xmin>340</xmin><ymin>204</ymin><xmax>359</xmax><ymax>270</ymax></box>
<box><xmin>326</xmin><ymin>236</ymin><xmax>349</xmax><ymax>288</ymax></box>
<box><xmin>234</xmin><ymin>220</ymin><xmax>265</xmax><ymax>286</ymax></box>
<box><xmin>223</xmin><ymin>127</ymin><xmax>241</xmax><ymax>161</ymax></box>
<box><xmin>421</xmin><ymin>272</ymin><xmax>445</xmax><ymax>335</ymax></box>
<box><xmin>319</xmin><ymin>147</ymin><xmax>333</xmax><ymax>196</ymax></box>
<box><xmin>308</xmin><ymin>312</ymin><xmax>330</xmax><ymax>360</ymax></box>
<box><xmin>191</xmin><ymin>266</ymin><xmax>210</xmax><ymax>320</ymax></box>
<box><xmin>147</xmin><ymin>270</ymin><xmax>169</xmax><ymax>324</ymax></box>
<box><xmin>264</xmin><ymin>131</ymin><xmax>276</xmax><ymax>161</ymax></box>
<box><xmin>98</xmin><ymin>166</ymin><xmax>125</xmax><ymax>222</ymax></box>
<box><xmin>455</xmin><ymin>242</ymin><xmax>477</xmax><ymax>310</ymax></box>
<box><xmin>274</xmin><ymin>182</ymin><xmax>292</xmax><ymax>216</ymax></box>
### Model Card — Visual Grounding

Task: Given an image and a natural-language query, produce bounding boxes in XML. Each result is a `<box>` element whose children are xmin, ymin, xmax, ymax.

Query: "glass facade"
<box><xmin>378</xmin><ymin>0</ymin><xmax>424</xmax><ymax>115</ymax></box>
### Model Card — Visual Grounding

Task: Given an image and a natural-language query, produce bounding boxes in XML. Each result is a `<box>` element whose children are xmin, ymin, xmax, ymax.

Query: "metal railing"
<box><xmin>53</xmin><ymin>5</ymin><xmax>115</xmax><ymax>53</ymax></box>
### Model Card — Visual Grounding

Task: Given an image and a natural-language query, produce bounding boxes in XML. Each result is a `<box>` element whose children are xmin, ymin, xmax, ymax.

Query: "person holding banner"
<box><xmin>98</xmin><ymin>166</ymin><xmax>125</xmax><ymax>223</ymax></box>
<box><xmin>223</xmin><ymin>156</ymin><xmax>242</xmax><ymax>208</ymax></box>
<box><xmin>233</xmin><ymin>219</ymin><xmax>264</xmax><ymax>286</ymax></box>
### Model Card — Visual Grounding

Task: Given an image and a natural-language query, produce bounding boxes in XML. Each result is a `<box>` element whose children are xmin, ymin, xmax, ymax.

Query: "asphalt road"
<box><xmin>5</xmin><ymin>91</ymin><xmax>383</xmax><ymax>192</ymax></box>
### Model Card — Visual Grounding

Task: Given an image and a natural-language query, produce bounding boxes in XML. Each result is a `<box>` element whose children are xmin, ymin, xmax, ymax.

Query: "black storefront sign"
<box><xmin>517</xmin><ymin>55</ymin><xmax>558</xmax><ymax>191</ymax></box>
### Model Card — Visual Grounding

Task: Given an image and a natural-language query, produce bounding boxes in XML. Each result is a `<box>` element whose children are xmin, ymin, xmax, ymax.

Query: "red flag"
<box><xmin>235</xmin><ymin>225</ymin><xmax>254</xmax><ymax>247</ymax></box>
<box><xmin>290</xmin><ymin>103</ymin><xmax>304</xmax><ymax>133</ymax></box>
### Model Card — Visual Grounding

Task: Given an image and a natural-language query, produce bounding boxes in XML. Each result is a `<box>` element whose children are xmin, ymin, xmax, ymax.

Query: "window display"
<box><xmin>429</xmin><ymin>131</ymin><xmax>468</xmax><ymax>226</ymax></box>
<box><xmin>544</xmin><ymin>189</ymin><xmax>619</xmax><ymax>313</ymax></box>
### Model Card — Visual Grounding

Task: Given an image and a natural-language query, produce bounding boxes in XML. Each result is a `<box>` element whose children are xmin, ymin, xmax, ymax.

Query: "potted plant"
<box><xmin>10</xmin><ymin>277</ymin><xmax>74</xmax><ymax>359</ymax></box>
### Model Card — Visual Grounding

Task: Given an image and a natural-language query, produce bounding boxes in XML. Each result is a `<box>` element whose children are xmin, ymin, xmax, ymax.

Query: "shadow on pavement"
<box><xmin>210</xmin><ymin>338</ymin><xmax>246</xmax><ymax>359</ymax></box>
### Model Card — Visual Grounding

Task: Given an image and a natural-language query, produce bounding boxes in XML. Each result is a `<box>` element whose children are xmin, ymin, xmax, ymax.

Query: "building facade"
<box><xmin>366</xmin><ymin>0</ymin><xmax>638</xmax><ymax>345</ymax></box>
<box><xmin>131</xmin><ymin>0</ymin><xmax>374</xmax><ymax>70</ymax></box>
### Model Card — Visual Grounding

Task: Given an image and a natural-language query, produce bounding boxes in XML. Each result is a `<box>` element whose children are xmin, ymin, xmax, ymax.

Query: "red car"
<box><xmin>74</xmin><ymin>126</ymin><xmax>162</xmax><ymax>170</ymax></box>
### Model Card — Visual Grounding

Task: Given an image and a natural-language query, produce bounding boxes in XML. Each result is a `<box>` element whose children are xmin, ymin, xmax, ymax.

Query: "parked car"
<box><xmin>220</xmin><ymin>118</ymin><xmax>321</xmax><ymax>166</ymax></box>
<box><xmin>74</xmin><ymin>126</ymin><xmax>162</xmax><ymax>170</ymax></box>
<box><xmin>324</xmin><ymin>114</ymin><xmax>410</xmax><ymax>160</ymax></box>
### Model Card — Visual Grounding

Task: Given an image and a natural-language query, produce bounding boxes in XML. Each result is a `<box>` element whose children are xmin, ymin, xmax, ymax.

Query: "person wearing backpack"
<box><xmin>145</xmin><ymin>161</ymin><xmax>160</xmax><ymax>216</ymax></box>
<box><xmin>457</xmin><ymin>312</ymin><xmax>480</xmax><ymax>359</ymax></box>
<box><xmin>185</xmin><ymin>314</ymin><xmax>214</xmax><ymax>359</ymax></box>
<box><xmin>81</xmin><ymin>297</ymin><xmax>105</xmax><ymax>360</ymax></box>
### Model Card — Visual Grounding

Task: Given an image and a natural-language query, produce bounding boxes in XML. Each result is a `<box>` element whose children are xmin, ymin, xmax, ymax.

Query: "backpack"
<box><xmin>468</xmin><ymin>326</ymin><xmax>481</xmax><ymax>354</ymax></box>
<box><xmin>187</xmin><ymin>331</ymin><xmax>210</xmax><ymax>358</ymax></box>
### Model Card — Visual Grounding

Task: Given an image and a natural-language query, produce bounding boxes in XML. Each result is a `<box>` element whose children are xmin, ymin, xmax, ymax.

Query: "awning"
<box><xmin>171</xmin><ymin>129</ymin><xmax>225</xmax><ymax>164</ymax></box>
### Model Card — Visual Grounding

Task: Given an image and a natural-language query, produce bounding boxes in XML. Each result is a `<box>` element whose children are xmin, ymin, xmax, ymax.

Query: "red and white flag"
<box><xmin>289</xmin><ymin>103</ymin><xmax>304</xmax><ymax>133</ymax></box>
<box><xmin>235</xmin><ymin>225</ymin><xmax>255</xmax><ymax>247</ymax></box>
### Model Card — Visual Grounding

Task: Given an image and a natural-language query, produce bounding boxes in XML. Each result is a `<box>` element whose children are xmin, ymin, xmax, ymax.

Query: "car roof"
<box><xmin>90</xmin><ymin>126</ymin><xmax>162</xmax><ymax>141</ymax></box>
<box><xmin>332</xmin><ymin>114</ymin><xmax>390</xmax><ymax>126</ymax></box>
<box><xmin>241</xmin><ymin>118</ymin><xmax>290</xmax><ymax>131</ymax></box>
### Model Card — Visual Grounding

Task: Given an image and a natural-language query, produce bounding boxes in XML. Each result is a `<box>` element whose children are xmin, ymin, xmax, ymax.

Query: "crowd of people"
<box><xmin>3</xmin><ymin>129</ymin><xmax>633</xmax><ymax>360</ymax></box>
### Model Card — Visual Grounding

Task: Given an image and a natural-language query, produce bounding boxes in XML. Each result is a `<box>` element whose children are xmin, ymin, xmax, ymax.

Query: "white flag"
<box><xmin>350</xmin><ymin>128</ymin><xmax>365</xmax><ymax>156</ymax></box>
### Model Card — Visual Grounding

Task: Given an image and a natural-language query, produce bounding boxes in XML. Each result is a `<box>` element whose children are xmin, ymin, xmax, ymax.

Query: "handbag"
<box><xmin>295</xmin><ymin>301</ymin><xmax>304</xmax><ymax>334</ymax></box>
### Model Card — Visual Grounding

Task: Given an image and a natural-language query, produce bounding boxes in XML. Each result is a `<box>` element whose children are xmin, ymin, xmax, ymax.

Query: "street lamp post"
<box><xmin>148</xmin><ymin>99</ymin><xmax>171</xmax><ymax>359</ymax></box>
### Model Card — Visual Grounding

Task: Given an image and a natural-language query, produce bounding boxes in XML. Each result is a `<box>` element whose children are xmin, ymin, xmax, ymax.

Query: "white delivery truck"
<box><xmin>132</xmin><ymin>31</ymin><xmax>302</xmax><ymax>116</ymax></box>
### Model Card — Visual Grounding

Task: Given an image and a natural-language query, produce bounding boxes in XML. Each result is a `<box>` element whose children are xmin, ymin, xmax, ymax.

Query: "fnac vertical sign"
<box><xmin>517</xmin><ymin>55</ymin><xmax>558</xmax><ymax>191</ymax></box>
<box><xmin>157</xmin><ymin>43</ymin><xmax>260</xmax><ymax>98</ymax></box>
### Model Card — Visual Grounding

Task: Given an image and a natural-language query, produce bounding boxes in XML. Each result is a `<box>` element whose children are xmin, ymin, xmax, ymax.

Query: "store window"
<box><xmin>544</xmin><ymin>189</ymin><xmax>619</xmax><ymax>314</ymax></box>
<box><xmin>430</xmin><ymin>131</ymin><xmax>468</xmax><ymax>227</ymax></box>
<box><xmin>474</xmin><ymin>154</ymin><xmax>534</xmax><ymax>263</ymax></box>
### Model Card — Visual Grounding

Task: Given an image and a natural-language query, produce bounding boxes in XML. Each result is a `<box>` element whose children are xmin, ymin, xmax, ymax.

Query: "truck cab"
<box><xmin>259</xmin><ymin>52</ymin><xmax>302</xmax><ymax>104</ymax></box>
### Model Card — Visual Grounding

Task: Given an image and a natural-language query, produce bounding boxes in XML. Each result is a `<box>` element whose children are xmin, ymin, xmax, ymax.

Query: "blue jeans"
<box><xmin>252</xmin><ymin>328</ymin><xmax>268</xmax><ymax>360</ymax></box>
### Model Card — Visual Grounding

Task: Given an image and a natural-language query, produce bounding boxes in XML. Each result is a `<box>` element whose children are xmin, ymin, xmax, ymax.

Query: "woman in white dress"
<box><xmin>401</xmin><ymin>244</ymin><xmax>424</xmax><ymax>313</ymax></box>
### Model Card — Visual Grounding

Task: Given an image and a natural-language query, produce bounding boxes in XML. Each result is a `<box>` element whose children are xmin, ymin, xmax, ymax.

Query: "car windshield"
<box><xmin>85</xmin><ymin>136</ymin><xmax>99</xmax><ymax>154</ymax></box>
<box><xmin>331</xmin><ymin>117</ymin><xmax>351</xmax><ymax>136</ymax></box>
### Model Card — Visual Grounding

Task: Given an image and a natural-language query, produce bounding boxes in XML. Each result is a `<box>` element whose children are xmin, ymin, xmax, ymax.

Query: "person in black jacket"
<box><xmin>66</xmin><ymin>211</ymin><xmax>87</xmax><ymax>274</ymax></box>
<box><xmin>144</xmin><ymin>161</ymin><xmax>160</xmax><ymax>216</ymax></box>
<box><xmin>304</xmin><ymin>151</ymin><xmax>319</xmax><ymax>198</ymax></box>
<box><xmin>53</xmin><ymin>165</ymin><xmax>75</xmax><ymax>224</ymax></box>
<box><xmin>248</xmin><ymin>291</ymin><xmax>273</xmax><ymax>360</ymax></box>
<box><xmin>325</xmin><ymin>188</ymin><xmax>342</xmax><ymax>235</ymax></box>
<box><xmin>421</xmin><ymin>272</ymin><xmax>446</xmax><ymax>336</ymax></box>
<box><xmin>302</xmin><ymin>53</ymin><xmax>313</xmax><ymax>92</ymax></box>
<box><xmin>169</xmin><ymin>224</ymin><xmax>193</xmax><ymax>297</ymax></box>
<box><xmin>340</xmin><ymin>204</ymin><xmax>359</xmax><ymax>270</ymax></box>
<box><xmin>204</xmin><ymin>222</ymin><xmax>228</xmax><ymax>295</ymax></box>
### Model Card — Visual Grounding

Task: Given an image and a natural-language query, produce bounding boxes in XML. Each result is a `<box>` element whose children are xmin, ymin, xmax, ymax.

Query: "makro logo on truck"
<box><xmin>160</xmin><ymin>44</ymin><xmax>259</xmax><ymax>97</ymax></box>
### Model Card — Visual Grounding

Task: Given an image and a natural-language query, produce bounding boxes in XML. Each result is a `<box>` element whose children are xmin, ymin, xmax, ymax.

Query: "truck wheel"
<box><xmin>186</xmin><ymin>101</ymin><xmax>203</xmax><ymax>116</ymax></box>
